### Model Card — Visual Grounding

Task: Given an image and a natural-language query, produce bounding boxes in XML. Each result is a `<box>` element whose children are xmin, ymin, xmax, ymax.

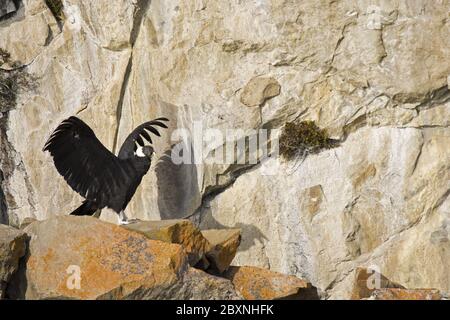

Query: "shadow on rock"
<box><xmin>198</xmin><ymin>203</ymin><xmax>269</xmax><ymax>253</ymax></box>
<box><xmin>155</xmin><ymin>144</ymin><xmax>201</xmax><ymax>220</ymax></box>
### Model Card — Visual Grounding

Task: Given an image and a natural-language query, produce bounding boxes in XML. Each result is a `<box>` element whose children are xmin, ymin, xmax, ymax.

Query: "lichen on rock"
<box><xmin>7</xmin><ymin>216</ymin><xmax>242</xmax><ymax>300</ymax></box>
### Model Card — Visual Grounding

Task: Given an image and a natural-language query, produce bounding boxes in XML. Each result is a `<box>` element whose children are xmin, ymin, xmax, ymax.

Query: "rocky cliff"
<box><xmin>0</xmin><ymin>0</ymin><xmax>449</xmax><ymax>299</ymax></box>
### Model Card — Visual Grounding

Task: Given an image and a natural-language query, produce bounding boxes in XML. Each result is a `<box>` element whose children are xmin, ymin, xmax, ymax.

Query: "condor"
<box><xmin>43</xmin><ymin>116</ymin><xmax>169</xmax><ymax>224</ymax></box>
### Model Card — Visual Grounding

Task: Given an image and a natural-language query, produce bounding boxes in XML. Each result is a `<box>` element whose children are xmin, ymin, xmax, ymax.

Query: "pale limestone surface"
<box><xmin>0</xmin><ymin>0</ymin><xmax>449</xmax><ymax>298</ymax></box>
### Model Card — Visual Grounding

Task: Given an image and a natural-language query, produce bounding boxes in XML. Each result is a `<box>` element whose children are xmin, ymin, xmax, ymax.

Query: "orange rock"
<box><xmin>123</xmin><ymin>219</ymin><xmax>211</xmax><ymax>266</ymax></box>
<box><xmin>224</xmin><ymin>266</ymin><xmax>318</xmax><ymax>300</ymax></box>
<box><xmin>350</xmin><ymin>267</ymin><xmax>404</xmax><ymax>300</ymax></box>
<box><xmin>202</xmin><ymin>229</ymin><xmax>241</xmax><ymax>274</ymax></box>
<box><xmin>177</xmin><ymin>268</ymin><xmax>243</xmax><ymax>300</ymax></box>
<box><xmin>369</xmin><ymin>288</ymin><xmax>443</xmax><ymax>300</ymax></box>
<box><xmin>13</xmin><ymin>216</ymin><xmax>239</xmax><ymax>299</ymax></box>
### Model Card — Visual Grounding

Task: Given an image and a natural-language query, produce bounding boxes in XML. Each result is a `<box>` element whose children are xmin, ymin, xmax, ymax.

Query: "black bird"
<box><xmin>43</xmin><ymin>116</ymin><xmax>169</xmax><ymax>224</ymax></box>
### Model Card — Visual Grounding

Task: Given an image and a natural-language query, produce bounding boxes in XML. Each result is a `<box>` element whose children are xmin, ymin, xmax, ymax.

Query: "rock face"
<box><xmin>0</xmin><ymin>0</ymin><xmax>449</xmax><ymax>299</ymax></box>
<box><xmin>224</xmin><ymin>266</ymin><xmax>318</xmax><ymax>300</ymax></box>
<box><xmin>199</xmin><ymin>126</ymin><xmax>450</xmax><ymax>299</ymax></box>
<box><xmin>0</xmin><ymin>224</ymin><xmax>27</xmax><ymax>298</ymax></box>
<box><xmin>11</xmin><ymin>216</ymin><xmax>240</xmax><ymax>300</ymax></box>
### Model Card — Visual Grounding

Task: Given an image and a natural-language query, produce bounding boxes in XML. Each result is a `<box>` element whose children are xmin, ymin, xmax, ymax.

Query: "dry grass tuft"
<box><xmin>279</xmin><ymin>121</ymin><xmax>334</xmax><ymax>160</ymax></box>
<box><xmin>0</xmin><ymin>48</ymin><xmax>37</xmax><ymax>113</ymax></box>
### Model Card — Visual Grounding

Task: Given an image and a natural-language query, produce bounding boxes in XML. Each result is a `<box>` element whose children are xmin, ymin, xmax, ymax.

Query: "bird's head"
<box><xmin>135</xmin><ymin>145</ymin><xmax>155</xmax><ymax>159</ymax></box>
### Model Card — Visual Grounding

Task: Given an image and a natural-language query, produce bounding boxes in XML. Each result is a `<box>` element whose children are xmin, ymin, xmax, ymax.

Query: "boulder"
<box><xmin>123</xmin><ymin>219</ymin><xmax>211</xmax><ymax>266</ymax></box>
<box><xmin>348</xmin><ymin>268</ymin><xmax>444</xmax><ymax>300</ymax></box>
<box><xmin>173</xmin><ymin>268</ymin><xmax>242</xmax><ymax>300</ymax></box>
<box><xmin>224</xmin><ymin>266</ymin><xmax>319</xmax><ymax>300</ymax></box>
<box><xmin>368</xmin><ymin>288</ymin><xmax>443</xmax><ymax>300</ymax></box>
<box><xmin>240</xmin><ymin>76</ymin><xmax>281</xmax><ymax>107</ymax></box>
<box><xmin>201</xmin><ymin>229</ymin><xmax>241</xmax><ymax>274</ymax></box>
<box><xmin>350</xmin><ymin>267</ymin><xmax>404</xmax><ymax>300</ymax></box>
<box><xmin>0</xmin><ymin>224</ymin><xmax>27</xmax><ymax>298</ymax></box>
<box><xmin>12</xmin><ymin>216</ymin><xmax>240</xmax><ymax>300</ymax></box>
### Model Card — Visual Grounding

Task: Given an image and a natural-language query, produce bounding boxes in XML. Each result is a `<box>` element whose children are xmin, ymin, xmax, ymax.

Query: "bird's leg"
<box><xmin>118</xmin><ymin>210</ymin><xmax>130</xmax><ymax>225</ymax></box>
<box><xmin>92</xmin><ymin>209</ymin><xmax>101</xmax><ymax>219</ymax></box>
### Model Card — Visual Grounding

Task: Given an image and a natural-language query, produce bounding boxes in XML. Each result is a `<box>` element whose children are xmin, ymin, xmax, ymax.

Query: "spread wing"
<box><xmin>43</xmin><ymin>116</ymin><xmax>129</xmax><ymax>206</ymax></box>
<box><xmin>118</xmin><ymin>117</ymin><xmax>169</xmax><ymax>159</ymax></box>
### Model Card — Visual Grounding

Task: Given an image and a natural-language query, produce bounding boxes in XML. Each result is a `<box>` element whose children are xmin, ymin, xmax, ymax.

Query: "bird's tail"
<box><xmin>70</xmin><ymin>200</ymin><xmax>98</xmax><ymax>216</ymax></box>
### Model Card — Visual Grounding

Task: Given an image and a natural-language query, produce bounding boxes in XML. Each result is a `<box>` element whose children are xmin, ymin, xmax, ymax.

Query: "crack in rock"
<box><xmin>112</xmin><ymin>0</ymin><xmax>151</xmax><ymax>153</ymax></box>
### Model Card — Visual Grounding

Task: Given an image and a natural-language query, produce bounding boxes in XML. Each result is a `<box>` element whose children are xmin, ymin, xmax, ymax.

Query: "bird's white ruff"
<box><xmin>135</xmin><ymin>145</ymin><xmax>146</xmax><ymax>157</ymax></box>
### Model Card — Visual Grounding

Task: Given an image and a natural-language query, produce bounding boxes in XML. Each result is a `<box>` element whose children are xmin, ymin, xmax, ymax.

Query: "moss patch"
<box><xmin>0</xmin><ymin>48</ymin><xmax>37</xmax><ymax>113</ymax></box>
<box><xmin>279</xmin><ymin>121</ymin><xmax>333</xmax><ymax>160</ymax></box>
<box><xmin>0</xmin><ymin>48</ymin><xmax>11</xmax><ymax>64</ymax></box>
<box><xmin>45</xmin><ymin>0</ymin><xmax>64</xmax><ymax>23</ymax></box>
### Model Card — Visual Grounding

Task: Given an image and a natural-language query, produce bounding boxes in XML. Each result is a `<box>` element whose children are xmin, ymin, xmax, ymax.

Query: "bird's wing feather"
<box><xmin>118</xmin><ymin>117</ymin><xmax>169</xmax><ymax>159</ymax></box>
<box><xmin>43</xmin><ymin>116</ymin><xmax>126</xmax><ymax>205</ymax></box>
